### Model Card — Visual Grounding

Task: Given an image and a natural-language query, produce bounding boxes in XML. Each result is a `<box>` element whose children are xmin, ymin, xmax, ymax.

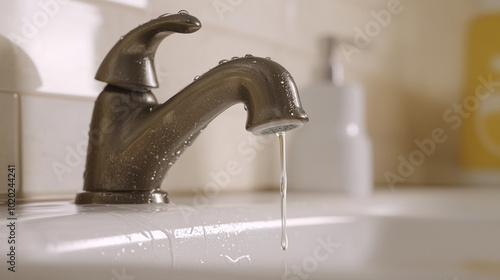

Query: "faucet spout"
<box><xmin>164</xmin><ymin>56</ymin><xmax>309</xmax><ymax>136</ymax></box>
<box><xmin>75</xmin><ymin>13</ymin><xmax>308</xmax><ymax>204</ymax></box>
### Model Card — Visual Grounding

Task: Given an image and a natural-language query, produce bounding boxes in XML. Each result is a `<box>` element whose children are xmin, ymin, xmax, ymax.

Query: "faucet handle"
<box><xmin>95</xmin><ymin>11</ymin><xmax>201</xmax><ymax>90</ymax></box>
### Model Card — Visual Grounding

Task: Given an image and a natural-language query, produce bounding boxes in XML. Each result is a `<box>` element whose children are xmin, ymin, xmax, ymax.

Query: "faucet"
<box><xmin>75</xmin><ymin>11</ymin><xmax>308</xmax><ymax>204</ymax></box>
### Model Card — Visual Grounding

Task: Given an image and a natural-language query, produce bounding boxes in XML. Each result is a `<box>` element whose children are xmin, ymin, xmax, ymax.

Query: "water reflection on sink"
<box><xmin>2</xmin><ymin>187</ymin><xmax>500</xmax><ymax>280</ymax></box>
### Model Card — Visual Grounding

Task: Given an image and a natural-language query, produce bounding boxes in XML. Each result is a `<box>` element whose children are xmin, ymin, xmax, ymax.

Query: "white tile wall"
<box><xmin>0</xmin><ymin>0</ymin><xmax>491</xmax><ymax>199</ymax></box>
<box><xmin>20</xmin><ymin>94</ymin><xmax>94</xmax><ymax>195</ymax></box>
<box><xmin>0</xmin><ymin>92</ymin><xmax>19</xmax><ymax>196</ymax></box>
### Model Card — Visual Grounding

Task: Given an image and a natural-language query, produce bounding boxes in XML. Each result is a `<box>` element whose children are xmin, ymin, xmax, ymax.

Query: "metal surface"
<box><xmin>76</xmin><ymin>12</ymin><xmax>308</xmax><ymax>204</ymax></box>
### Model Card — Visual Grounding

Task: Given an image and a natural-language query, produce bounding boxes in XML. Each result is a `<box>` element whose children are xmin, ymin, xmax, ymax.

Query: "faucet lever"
<box><xmin>95</xmin><ymin>12</ymin><xmax>201</xmax><ymax>90</ymax></box>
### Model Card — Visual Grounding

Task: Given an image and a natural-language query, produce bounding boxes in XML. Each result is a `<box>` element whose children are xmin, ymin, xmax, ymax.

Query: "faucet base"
<box><xmin>75</xmin><ymin>190</ymin><xmax>168</xmax><ymax>204</ymax></box>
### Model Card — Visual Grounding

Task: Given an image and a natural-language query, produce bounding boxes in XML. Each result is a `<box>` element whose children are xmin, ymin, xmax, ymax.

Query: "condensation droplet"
<box><xmin>245</xmin><ymin>54</ymin><xmax>253</xmax><ymax>57</ymax></box>
<box><xmin>219</xmin><ymin>59</ymin><xmax>228</xmax><ymax>64</ymax></box>
<box><xmin>178</xmin><ymin>10</ymin><xmax>189</xmax><ymax>15</ymax></box>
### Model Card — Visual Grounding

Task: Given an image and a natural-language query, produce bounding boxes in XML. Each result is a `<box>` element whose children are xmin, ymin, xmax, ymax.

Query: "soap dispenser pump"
<box><xmin>289</xmin><ymin>37</ymin><xmax>373</xmax><ymax>195</ymax></box>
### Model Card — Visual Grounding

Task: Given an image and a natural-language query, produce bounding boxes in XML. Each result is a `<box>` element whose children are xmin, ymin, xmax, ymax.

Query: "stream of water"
<box><xmin>278</xmin><ymin>132</ymin><xmax>288</xmax><ymax>251</ymax></box>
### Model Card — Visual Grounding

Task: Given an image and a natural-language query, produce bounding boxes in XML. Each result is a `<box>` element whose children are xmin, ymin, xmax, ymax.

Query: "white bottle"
<box><xmin>289</xmin><ymin>37</ymin><xmax>373</xmax><ymax>195</ymax></box>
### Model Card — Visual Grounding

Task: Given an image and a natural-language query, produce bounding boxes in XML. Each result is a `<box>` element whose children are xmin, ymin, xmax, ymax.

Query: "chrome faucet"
<box><xmin>75</xmin><ymin>12</ymin><xmax>308</xmax><ymax>204</ymax></box>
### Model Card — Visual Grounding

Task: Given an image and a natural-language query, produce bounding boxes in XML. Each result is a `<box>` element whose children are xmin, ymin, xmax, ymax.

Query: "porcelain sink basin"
<box><xmin>2</xmin><ymin>186</ymin><xmax>500</xmax><ymax>280</ymax></box>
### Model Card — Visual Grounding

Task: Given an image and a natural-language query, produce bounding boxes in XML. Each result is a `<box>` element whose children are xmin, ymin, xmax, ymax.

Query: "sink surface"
<box><xmin>2</xmin><ymin>186</ymin><xmax>500</xmax><ymax>279</ymax></box>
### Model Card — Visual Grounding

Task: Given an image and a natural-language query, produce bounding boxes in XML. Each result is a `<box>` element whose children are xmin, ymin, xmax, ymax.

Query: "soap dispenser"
<box><xmin>288</xmin><ymin>37</ymin><xmax>373</xmax><ymax>195</ymax></box>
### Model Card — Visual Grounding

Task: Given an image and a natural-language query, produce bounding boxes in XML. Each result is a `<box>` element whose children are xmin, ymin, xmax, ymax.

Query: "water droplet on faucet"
<box><xmin>178</xmin><ymin>10</ymin><xmax>189</xmax><ymax>15</ymax></box>
<box><xmin>245</xmin><ymin>54</ymin><xmax>253</xmax><ymax>57</ymax></box>
<box><xmin>193</xmin><ymin>75</ymin><xmax>200</xmax><ymax>81</ymax></box>
<box><xmin>219</xmin><ymin>59</ymin><xmax>228</xmax><ymax>64</ymax></box>
<box><xmin>231</xmin><ymin>56</ymin><xmax>239</xmax><ymax>60</ymax></box>
<box><xmin>265</xmin><ymin>57</ymin><xmax>272</xmax><ymax>60</ymax></box>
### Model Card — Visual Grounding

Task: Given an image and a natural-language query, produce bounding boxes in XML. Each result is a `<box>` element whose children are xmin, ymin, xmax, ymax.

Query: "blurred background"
<box><xmin>1</xmin><ymin>0</ymin><xmax>499</xmax><ymax>200</ymax></box>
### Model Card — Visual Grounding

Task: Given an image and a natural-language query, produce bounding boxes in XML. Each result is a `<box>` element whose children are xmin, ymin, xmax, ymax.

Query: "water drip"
<box><xmin>278</xmin><ymin>132</ymin><xmax>288</xmax><ymax>250</ymax></box>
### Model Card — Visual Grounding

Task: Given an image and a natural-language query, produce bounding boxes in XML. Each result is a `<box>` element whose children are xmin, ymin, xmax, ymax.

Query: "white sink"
<box><xmin>2</xmin><ymin>186</ymin><xmax>500</xmax><ymax>279</ymax></box>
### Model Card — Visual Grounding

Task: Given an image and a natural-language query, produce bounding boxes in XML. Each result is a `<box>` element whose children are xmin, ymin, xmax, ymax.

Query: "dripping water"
<box><xmin>278</xmin><ymin>132</ymin><xmax>288</xmax><ymax>251</ymax></box>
